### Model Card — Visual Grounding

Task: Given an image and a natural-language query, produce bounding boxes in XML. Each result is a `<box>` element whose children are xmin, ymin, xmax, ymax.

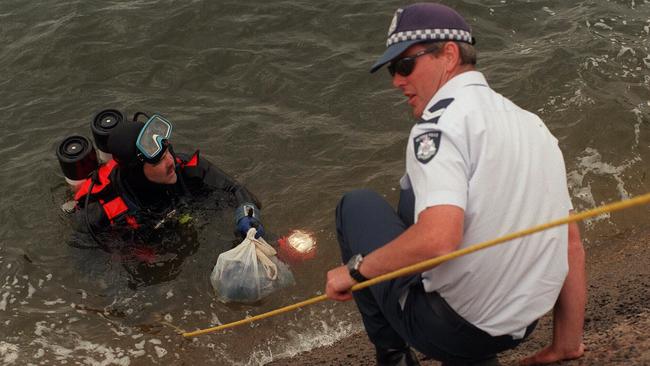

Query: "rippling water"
<box><xmin>1</xmin><ymin>0</ymin><xmax>649</xmax><ymax>364</ymax></box>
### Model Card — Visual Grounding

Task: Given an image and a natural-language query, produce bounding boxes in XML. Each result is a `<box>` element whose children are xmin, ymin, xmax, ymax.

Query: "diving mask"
<box><xmin>136</xmin><ymin>114</ymin><xmax>173</xmax><ymax>164</ymax></box>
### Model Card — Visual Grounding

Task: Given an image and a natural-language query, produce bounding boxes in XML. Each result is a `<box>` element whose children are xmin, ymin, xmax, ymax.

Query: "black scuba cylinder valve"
<box><xmin>56</xmin><ymin>135</ymin><xmax>98</xmax><ymax>190</ymax></box>
<box><xmin>91</xmin><ymin>109</ymin><xmax>124</xmax><ymax>162</ymax></box>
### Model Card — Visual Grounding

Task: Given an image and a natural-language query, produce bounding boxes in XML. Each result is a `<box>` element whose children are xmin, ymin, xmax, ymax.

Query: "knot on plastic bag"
<box><xmin>246</xmin><ymin>228</ymin><xmax>278</xmax><ymax>280</ymax></box>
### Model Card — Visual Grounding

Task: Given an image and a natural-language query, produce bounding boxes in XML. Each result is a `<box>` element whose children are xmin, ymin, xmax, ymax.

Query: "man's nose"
<box><xmin>392</xmin><ymin>73</ymin><xmax>407</xmax><ymax>88</ymax></box>
<box><xmin>164</xmin><ymin>151</ymin><xmax>174</xmax><ymax>165</ymax></box>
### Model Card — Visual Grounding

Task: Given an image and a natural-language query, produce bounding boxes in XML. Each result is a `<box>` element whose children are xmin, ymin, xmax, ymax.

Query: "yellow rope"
<box><xmin>182</xmin><ymin>192</ymin><xmax>650</xmax><ymax>338</ymax></box>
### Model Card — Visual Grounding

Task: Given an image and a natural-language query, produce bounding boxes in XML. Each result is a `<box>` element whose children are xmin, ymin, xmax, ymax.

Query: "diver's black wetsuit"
<box><xmin>73</xmin><ymin>150</ymin><xmax>260</xmax><ymax>252</ymax></box>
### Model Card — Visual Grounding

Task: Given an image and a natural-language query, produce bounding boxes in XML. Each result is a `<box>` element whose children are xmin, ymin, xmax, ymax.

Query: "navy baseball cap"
<box><xmin>370</xmin><ymin>3</ymin><xmax>475</xmax><ymax>73</ymax></box>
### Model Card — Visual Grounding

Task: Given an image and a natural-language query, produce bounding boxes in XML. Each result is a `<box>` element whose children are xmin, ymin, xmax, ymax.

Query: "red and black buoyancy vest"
<box><xmin>74</xmin><ymin>152</ymin><xmax>200</xmax><ymax>229</ymax></box>
<box><xmin>175</xmin><ymin>151</ymin><xmax>198</xmax><ymax>170</ymax></box>
<box><xmin>74</xmin><ymin>159</ymin><xmax>140</xmax><ymax>228</ymax></box>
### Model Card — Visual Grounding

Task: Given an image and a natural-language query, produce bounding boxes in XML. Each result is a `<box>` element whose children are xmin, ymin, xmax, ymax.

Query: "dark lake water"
<box><xmin>1</xmin><ymin>0</ymin><xmax>649</xmax><ymax>364</ymax></box>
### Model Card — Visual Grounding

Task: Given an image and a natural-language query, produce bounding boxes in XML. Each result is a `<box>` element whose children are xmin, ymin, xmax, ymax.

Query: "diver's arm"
<box><xmin>204</xmin><ymin>163</ymin><xmax>261</xmax><ymax>208</ymax></box>
<box><xmin>185</xmin><ymin>152</ymin><xmax>262</xmax><ymax>208</ymax></box>
<box><xmin>176</xmin><ymin>151</ymin><xmax>265</xmax><ymax>237</ymax></box>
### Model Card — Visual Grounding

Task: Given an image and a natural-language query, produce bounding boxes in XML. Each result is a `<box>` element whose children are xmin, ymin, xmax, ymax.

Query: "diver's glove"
<box><xmin>235</xmin><ymin>203</ymin><xmax>265</xmax><ymax>238</ymax></box>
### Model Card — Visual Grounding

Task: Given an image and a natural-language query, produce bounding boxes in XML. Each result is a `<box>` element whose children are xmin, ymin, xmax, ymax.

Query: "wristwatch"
<box><xmin>346</xmin><ymin>254</ymin><xmax>369</xmax><ymax>283</ymax></box>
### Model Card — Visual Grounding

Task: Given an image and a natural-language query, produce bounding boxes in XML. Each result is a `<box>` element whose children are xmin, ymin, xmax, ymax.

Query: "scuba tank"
<box><xmin>57</xmin><ymin>108</ymin><xmax>142</xmax><ymax>250</ymax></box>
<box><xmin>56</xmin><ymin>135</ymin><xmax>98</xmax><ymax>191</ymax></box>
<box><xmin>91</xmin><ymin>109</ymin><xmax>124</xmax><ymax>163</ymax></box>
<box><xmin>56</xmin><ymin>108</ymin><xmax>124</xmax><ymax>190</ymax></box>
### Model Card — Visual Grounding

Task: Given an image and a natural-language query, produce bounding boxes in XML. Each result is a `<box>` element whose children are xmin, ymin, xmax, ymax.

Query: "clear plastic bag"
<box><xmin>210</xmin><ymin>228</ymin><xmax>294</xmax><ymax>303</ymax></box>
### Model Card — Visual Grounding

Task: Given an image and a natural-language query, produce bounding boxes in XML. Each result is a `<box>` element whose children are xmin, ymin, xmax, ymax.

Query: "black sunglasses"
<box><xmin>388</xmin><ymin>47</ymin><xmax>440</xmax><ymax>77</ymax></box>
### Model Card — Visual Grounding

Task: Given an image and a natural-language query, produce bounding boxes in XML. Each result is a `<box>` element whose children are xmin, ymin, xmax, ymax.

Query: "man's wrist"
<box><xmin>234</xmin><ymin>202</ymin><xmax>260</xmax><ymax>224</ymax></box>
<box><xmin>346</xmin><ymin>254</ymin><xmax>369</xmax><ymax>283</ymax></box>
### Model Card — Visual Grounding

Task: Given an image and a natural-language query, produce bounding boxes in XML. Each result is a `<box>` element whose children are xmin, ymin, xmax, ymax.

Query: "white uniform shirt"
<box><xmin>403</xmin><ymin>71</ymin><xmax>572</xmax><ymax>338</ymax></box>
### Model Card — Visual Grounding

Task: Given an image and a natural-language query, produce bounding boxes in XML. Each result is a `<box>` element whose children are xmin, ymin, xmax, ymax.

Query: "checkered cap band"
<box><xmin>386</xmin><ymin>28</ymin><xmax>472</xmax><ymax>47</ymax></box>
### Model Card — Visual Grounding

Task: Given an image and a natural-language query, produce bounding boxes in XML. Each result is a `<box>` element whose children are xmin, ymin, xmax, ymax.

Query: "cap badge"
<box><xmin>387</xmin><ymin>8</ymin><xmax>403</xmax><ymax>36</ymax></box>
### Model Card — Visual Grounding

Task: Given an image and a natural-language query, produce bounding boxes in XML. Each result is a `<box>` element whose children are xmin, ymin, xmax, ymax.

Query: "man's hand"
<box><xmin>235</xmin><ymin>203</ymin><xmax>265</xmax><ymax>238</ymax></box>
<box><xmin>326</xmin><ymin>265</ymin><xmax>356</xmax><ymax>301</ymax></box>
<box><xmin>236</xmin><ymin>216</ymin><xmax>265</xmax><ymax>238</ymax></box>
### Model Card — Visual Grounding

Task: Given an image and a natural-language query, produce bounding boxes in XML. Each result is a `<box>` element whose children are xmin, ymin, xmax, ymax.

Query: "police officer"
<box><xmin>325</xmin><ymin>3</ymin><xmax>586</xmax><ymax>366</ymax></box>
<box><xmin>72</xmin><ymin>113</ymin><xmax>264</xmax><ymax>255</ymax></box>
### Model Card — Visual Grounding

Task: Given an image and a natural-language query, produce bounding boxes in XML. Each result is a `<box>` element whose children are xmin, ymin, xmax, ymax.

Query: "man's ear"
<box><xmin>442</xmin><ymin>42</ymin><xmax>462</xmax><ymax>72</ymax></box>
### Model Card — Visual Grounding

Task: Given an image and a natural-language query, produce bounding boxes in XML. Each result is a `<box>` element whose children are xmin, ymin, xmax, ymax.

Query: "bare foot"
<box><xmin>519</xmin><ymin>343</ymin><xmax>585</xmax><ymax>365</ymax></box>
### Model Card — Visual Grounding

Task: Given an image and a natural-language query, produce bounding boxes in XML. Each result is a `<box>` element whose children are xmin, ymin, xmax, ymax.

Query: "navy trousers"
<box><xmin>335</xmin><ymin>189</ymin><xmax>535</xmax><ymax>364</ymax></box>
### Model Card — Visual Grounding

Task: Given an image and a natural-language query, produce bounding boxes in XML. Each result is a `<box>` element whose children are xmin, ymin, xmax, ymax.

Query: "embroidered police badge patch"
<box><xmin>413</xmin><ymin>131</ymin><xmax>441</xmax><ymax>164</ymax></box>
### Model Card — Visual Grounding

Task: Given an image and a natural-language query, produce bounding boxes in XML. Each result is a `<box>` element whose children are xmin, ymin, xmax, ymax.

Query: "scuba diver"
<box><xmin>59</xmin><ymin>110</ymin><xmax>264</xmax><ymax>286</ymax></box>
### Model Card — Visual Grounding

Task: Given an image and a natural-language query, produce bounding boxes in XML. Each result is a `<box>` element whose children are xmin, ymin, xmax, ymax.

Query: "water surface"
<box><xmin>1</xmin><ymin>0</ymin><xmax>649</xmax><ymax>364</ymax></box>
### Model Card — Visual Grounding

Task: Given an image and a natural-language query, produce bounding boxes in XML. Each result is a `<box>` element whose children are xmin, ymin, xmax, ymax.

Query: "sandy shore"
<box><xmin>268</xmin><ymin>227</ymin><xmax>650</xmax><ymax>366</ymax></box>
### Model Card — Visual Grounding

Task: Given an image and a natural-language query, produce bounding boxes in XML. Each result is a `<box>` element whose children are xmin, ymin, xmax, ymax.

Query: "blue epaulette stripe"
<box><xmin>428</xmin><ymin>98</ymin><xmax>455</xmax><ymax>113</ymax></box>
<box><xmin>418</xmin><ymin>98</ymin><xmax>455</xmax><ymax>124</ymax></box>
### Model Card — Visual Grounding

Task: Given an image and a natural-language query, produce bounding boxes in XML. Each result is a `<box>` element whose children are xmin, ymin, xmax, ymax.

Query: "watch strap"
<box><xmin>350</xmin><ymin>268</ymin><xmax>369</xmax><ymax>283</ymax></box>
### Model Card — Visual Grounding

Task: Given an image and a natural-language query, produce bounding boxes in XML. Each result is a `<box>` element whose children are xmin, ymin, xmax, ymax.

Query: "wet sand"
<box><xmin>268</xmin><ymin>227</ymin><xmax>650</xmax><ymax>366</ymax></box>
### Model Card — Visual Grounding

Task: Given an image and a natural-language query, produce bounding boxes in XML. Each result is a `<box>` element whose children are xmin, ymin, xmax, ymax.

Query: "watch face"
<box><xmin>347</xmin><ymin>254</ymin><xmax>362</xmax><ymax>271</ymax></box>
<box><xmin>347</xmin><ymin>254</ymin><xmax>367</xmax><ymax>282</ymax></box>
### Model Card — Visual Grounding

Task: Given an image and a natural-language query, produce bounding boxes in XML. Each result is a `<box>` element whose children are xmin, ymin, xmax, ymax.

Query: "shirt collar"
<box><xmin>423</xmin><ymin>70</ymin><xmax>488</xmax><ymax>113</ymax></box>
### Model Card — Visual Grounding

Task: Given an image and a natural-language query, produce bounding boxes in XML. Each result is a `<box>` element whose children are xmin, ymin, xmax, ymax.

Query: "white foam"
<box><xmin>542</xmin><ymin>6</ymin><xmax>556</xmax><ymax>16</ymax></box>
<box><xmin>80</xmin><ymin>341</ymin><xmax>130</xmax><ymax>366</ymax></box>
<box><xmin>0</xmin><ymin>342</ymin><xmax>19</xmax><ymax>364</ymax></box>
<box><xmin>166</xmin><ymin>290</ymin><xmax>173</xmax><ymax>299</ymax></box>
<box><xmin>154</xmin><ymin>346</ymin><xmax>167</xmax><ymax>358</ymax></box>
<box><xmin>34</xmin><ymin>321</ymin><xmax>51</xmax><ymax>336</ymax></box>
<box><xmin>43</xmin><ymin>298</ymin><xmax>66</xmax><ymax>306</ymax></box>
<box><xmin>109</xmin><ymin>327</ymin><xmax>126</xmax><ymax>337</ymax></box>
<box><xmin>27</xmin><ymin>283</ymin><xmax>36</xmax><ymax>299</ymax></box>
<box><xmin>32</xmin><ymin>337</ymin><xmax>132</xmax><ymax>366</ymax></box>
<box><xmin>617</xmin><ymin>46</ymin><xmax>635</xmax><ymax>58</ymax></box>
<box><xmin>594</xmin><ymin>22</ymin><xmax>613</xmax><ymax>30</ymax></box>
<box><xmin>263</xmin><ymin>318</ymin><xmax>362</xmax><ymax>364</ymax></box>
<box><xmin>47</xmin><ymin>343</ymin><xmax>73</xmax><ymax>359</ymax></box>
<box><xmin>632</xmin><ymin>107</ymin><xmax>644</xmax><ymax>146</ymax></box>
<box><xmin>567</xmin><ymin>147</ymin><xmax>641</xmax><ymax>229</ymax></box>
<box><xmin>0</xmin><ymin>292</ymin><xmax>10</xmax><ymax>311</ymax></box>
<box><xmin>128</xmin><ymin>350</ymin><xmax>145</xmax><ymax>358</ymax></box>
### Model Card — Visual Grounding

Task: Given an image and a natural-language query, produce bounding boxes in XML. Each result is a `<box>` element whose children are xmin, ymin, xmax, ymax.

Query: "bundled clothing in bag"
<box><xmin>210</xmin><ymin>228</ymin><xmax>294</xmax><ymax>303</ymax></box>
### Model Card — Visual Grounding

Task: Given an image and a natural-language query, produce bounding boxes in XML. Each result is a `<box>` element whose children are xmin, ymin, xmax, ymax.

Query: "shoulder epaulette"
<box><xmin>418</xmin><ymin>98</ymin><xmax>455</xmax><ymax>124</ymax></box>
